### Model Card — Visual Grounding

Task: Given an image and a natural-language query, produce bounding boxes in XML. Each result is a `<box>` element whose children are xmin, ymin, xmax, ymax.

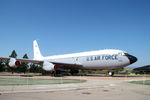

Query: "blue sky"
<box><xmin>0</xmin><ymin>0</ymin><xmax>150</xmax><ymax>67</ymax></box>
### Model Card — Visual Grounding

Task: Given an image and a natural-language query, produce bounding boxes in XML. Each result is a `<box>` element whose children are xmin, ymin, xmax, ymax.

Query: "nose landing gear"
<box><xmin>108</xmin><ymin>71</ymin><xmax>114</xmax><ymax>76</ymax></box>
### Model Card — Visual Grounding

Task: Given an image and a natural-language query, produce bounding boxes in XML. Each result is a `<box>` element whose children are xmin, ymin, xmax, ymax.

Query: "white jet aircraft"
<box><xmin>0</xmin><ymin>40</ymin><xmax>137</xmax><ymax>76</ymax></box>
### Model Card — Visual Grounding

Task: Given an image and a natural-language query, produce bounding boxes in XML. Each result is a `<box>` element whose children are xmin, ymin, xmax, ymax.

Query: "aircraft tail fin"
<box><xmin>33</xmin><ymin>40</ymin><xmax>43</xmax><ymax>60</ymax></box>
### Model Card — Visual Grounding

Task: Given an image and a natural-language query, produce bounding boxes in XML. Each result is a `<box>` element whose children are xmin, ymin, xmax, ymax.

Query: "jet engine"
<box><xmin>42</xmin><ymin>61</ymin><xmax>54</xmax><ymax>71</ymax></box>
<box><xmin>8</xmin><ymin>58</ymin><xmax>20</xmax><ymax>68</ymax></box>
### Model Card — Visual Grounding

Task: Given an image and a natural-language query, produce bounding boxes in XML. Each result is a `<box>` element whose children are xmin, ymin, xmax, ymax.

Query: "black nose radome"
<box><xmin>125</xmin><ymin>53</ymin><xmax>137</xmax><ymax>64</ymax></box>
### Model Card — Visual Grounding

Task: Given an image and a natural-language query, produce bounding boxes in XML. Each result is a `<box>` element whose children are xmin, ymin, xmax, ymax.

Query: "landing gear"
<box><xmin>52</xmin><ymin>70</ymin><xmax>63</xmax><ymax>77</ymax></box>
<box><xmin>108</xmin><ymin>71</ymin><xmax>114</xmax><ymax>76</ymax></box>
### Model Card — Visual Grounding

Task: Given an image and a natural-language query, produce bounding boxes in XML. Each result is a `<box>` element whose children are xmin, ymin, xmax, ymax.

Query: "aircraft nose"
<box><xmin>125</xmin><ymin>53</ymin><xmax>137</xmax><ymax>64</ymax></box>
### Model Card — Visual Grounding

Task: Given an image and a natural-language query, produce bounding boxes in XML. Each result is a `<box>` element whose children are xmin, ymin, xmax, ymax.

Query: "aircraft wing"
<box><xmin>0</xmin><ymin>57</ymin><xmax>83</xmax><ymax>69</ymax></box>
<box><xmin>0</xmin><ymin>57</ymin><xmax>43</xmax><ymax>64</ymax></box>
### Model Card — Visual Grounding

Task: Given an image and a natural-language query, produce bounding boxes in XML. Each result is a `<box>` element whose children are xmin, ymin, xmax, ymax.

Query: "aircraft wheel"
<box><xmin>108</xmin><ymin>71</ymin><xmax>114</xmax><ymax>76</ymax></box>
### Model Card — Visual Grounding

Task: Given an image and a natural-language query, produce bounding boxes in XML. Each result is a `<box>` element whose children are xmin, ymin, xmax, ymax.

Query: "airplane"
<box><xmin>0</xmin><ymin>40</ymin><xmax>137</xmax><ymax>76</ymax></box>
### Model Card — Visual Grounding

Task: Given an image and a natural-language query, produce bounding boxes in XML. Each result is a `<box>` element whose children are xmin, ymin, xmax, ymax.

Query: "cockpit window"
<box><xmin>118</xmin><ymin>52</ymin><xmax>125</xmax><ymax>56</ymax></box>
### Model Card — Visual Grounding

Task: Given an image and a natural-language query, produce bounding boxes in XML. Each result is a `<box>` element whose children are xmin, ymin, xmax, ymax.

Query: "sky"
<box><xmin>0</xmin><ymin>0</ymin><xmax>150</xmax><ymax>68</ymax></box>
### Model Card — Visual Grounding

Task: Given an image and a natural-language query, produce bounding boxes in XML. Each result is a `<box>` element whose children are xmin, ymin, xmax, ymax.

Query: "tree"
<box><xmin>17</xmin><ymin>53</ymin><xmax>29</xmax><ymax>73</ymax></box>
<box><xmin>29</xmin><ymin>64</ymin><xmax>42</xmax><ymax>73</ymax></box>
<box><xmin>29</xmin><ymin>63</ymin><xmax>36</xmax><ymax>73</ymax></box>
<box><xmin>23</xmin><ymin>54</ymin><xmax>29</xmax><ymax>59</ymax></box>
<box><xmin>0</xmin><ymin>61</ymin><xmax>5</xmax><ymax>72</ymax></box>
<box><xmin>9</xmin><ymin>50</ymin><xmax>17</xmax><ymax>58</ymax></box>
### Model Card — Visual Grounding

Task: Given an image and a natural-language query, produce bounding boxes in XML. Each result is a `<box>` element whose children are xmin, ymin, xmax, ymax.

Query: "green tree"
<box><xmin>29</xmin><ymin>63</ymin><xmax>36</xmax><ymax>73</ymax></box>
<box><xmin>0</xmin><ymin>61</ymin><xmax>5</xmax><ymax>72</ymax></box>
<box><xmin>29</xmin><ymin>64</ymin><xmax>42</xmax><ymax>73</ymax></box>
<box><xmin>23</xmin><ymin>54</ymin><xmax>29</xmax><ymax>59</ymax></box>
<box><xmin>17</xmin><ymin>54</ymin><xmax>29</xmax><ymax>73</ymax></box>
<box><xmin>9</xmin><ymin>50</ymin><xmax>17</xmax><ymax>58</ymax></box>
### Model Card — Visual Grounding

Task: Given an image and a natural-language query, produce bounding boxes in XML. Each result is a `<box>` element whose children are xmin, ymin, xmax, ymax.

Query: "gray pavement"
<box><xmin>0</xmin><ymin>76</ymin><xmax>150</xmax><ymax>100</ymax></box>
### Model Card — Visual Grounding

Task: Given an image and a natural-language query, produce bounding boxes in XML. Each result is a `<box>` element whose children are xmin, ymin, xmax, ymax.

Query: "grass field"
<box><xmin>129</xmin><ymin>80</ymin><xmax>150</xmax><ymax>85</ymax></box>
<box><xmin>0</xmin><ymin>77</ymin><xmax>86</xmax><ymax>86</ymax></box>
<box><xmin>114</xmin><ymin>74</ymin><xmax>150</xmax><ymax>77</ymax></box>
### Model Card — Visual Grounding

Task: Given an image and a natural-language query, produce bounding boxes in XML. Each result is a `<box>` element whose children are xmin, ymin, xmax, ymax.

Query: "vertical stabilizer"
<box><xmin>33</xmin><ymin>40</ymin><xmax>43</xmax><ymax>60</ymax></box>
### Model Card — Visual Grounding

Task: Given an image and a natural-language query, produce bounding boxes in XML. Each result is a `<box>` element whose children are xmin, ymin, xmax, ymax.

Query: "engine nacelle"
<box><xmin>42</xmin><ymin>61</ymin><xmax>54</xmax><ymax>71</ymax></box>
<box><xmin>8</xmin><ymin>58</ymin><xmax>20</xmax><ymax>68</ymax></box>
